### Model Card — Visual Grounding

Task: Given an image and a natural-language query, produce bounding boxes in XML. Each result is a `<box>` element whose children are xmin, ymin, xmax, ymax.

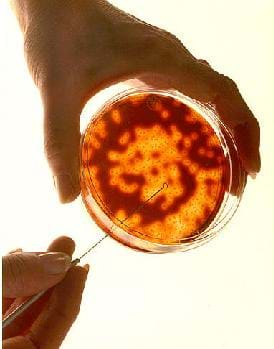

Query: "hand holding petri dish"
<box><xmin>80</xmin><ymin>85</ymin><xmax>246</xmax><ymax>253</ymax></box>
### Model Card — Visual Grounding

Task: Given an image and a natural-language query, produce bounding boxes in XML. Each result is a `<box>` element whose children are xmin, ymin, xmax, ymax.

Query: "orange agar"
<box><xmin>81</xmin><ymin>92</ymin><xmax>229</xmax><ymax>245</ymax></box>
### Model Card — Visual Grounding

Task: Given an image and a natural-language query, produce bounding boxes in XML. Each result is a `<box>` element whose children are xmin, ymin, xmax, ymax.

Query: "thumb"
<box><xmin>42</xmin><ymin>84</ymin><xmax>82</xmax><ymax>204</ymax></box>
<box><xmin>2</xmin><ymin>252</ymin><xmax>71</xmax><ymax>298</ymax></box>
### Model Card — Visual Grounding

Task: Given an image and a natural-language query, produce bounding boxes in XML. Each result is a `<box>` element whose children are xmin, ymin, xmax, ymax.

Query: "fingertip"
<box><xmin>8</xmin><ymin>248</ymin><xmax>23</xmax><ymax>254</ymax></box>
<box><xmin>249</xmin><ymin>172</ymin><xmax>257</xmax><ymax>179</ymax></box>
<box><xmin>61</xmin><ymin>265</ymin><xmax>89</xmax><ymax>295</ymax></box>
<box><xmin>233</xmin><ymin>121</ymin><xmax>261</xmax><ymax>174</ymax></box>
<box><xmin>69</xmin><ymin>265</ymin><xmax>90</xmax><ymax>282</ymax></box>
<box><xmin>83</xmin><ymin>264</ymin><xmax>90</xmax><ymax>273</ymax></box>
<box><xmin>47</xmin><ymin>236</ymin><xmax>76</xmax><ymax>257</ymax></box>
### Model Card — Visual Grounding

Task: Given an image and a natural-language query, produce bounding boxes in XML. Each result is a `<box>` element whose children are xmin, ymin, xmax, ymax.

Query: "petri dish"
<box><xmin>80</xmin><ymin>87</ymin><xmax>246</xmax><ymax>253</ymax></box>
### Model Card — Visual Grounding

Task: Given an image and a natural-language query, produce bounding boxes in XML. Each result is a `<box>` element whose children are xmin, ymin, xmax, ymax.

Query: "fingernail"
<box><xmin>9</xmin><ymin>248</ymin><xmax>23</xmax><ymax>254</ymax></box>
<box><xmin>53</xmin><ymin>174</ymin><xmax>78</xmax><ymax>203</ymax></box>
<box><xmin>39</xmin><ymin>252</ymin><xmax>71</xmax><ymax>274</ymax></box>
<box><xmin>83</xmin><ymin>264</ymin><xmax>90</xmax><ymax>273</ymax></box>
<box><xmin>249</xmin><ymin>172</ymin><xmax>257</xmax><ymax>179</ymax></box>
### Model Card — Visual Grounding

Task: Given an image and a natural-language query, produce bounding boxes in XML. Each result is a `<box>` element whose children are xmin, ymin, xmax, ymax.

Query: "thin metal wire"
<box><xmin>2</xmin><ymin>258</ymin><xmax>82</xmax><ymax>329</ymax></box>
<box><xmin>77</xmin><ymin>234</ymin><xmax>108</xmax><ymax>261</ymax></box>
<box><xmin>2</xmin><ymin>182</ymin><xmax>168</xmax><ymax>330</ymax></box>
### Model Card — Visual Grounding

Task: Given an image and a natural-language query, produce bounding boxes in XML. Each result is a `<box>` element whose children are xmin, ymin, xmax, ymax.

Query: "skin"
<box><xmin>3</xmin><ymin>0</ymin><xmax>261</xmax><ymax>345</ymax></box>
<box><xmin>10</xmin><ymin>0</ymin><xmax>260</xmax><ymax>203</ymax></box>
<box><xmin>2</xmin><ymin>236</ymin><xmax>89</xmax><ymax>349</ymax></box>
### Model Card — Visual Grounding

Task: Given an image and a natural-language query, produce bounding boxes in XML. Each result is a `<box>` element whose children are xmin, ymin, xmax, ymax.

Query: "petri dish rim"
<box><xmin>80</xmin><ymin>87</ymin><xmax>247</xmax><ymax>253</ymax></box>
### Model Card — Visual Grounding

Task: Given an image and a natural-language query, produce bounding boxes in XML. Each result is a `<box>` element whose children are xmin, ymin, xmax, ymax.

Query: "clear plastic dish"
<box><xmin>80</xmin><ymin>85</ymin><xmax>246</xmax><ymax>253</ymax></box>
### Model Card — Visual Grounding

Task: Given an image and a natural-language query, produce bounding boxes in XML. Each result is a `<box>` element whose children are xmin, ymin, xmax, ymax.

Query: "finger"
<box><xmin>3</xmin><ymin>252</ymin><xmax>71</xmax><ymax>298</ymax></box>
<box><xmin>186</xmin><ymin>64</ymin><xmax>260</xmax><ymax>174</ymax></box>
<box><xmin>8</xmin><ymin>235</ymin><xmax>76</xmax><ymax>258</ymax></box>
<box><xmin>26</xmin><ymin>265</ymin><xmax>89</xmax><ymax>349</ymax></box>
<box><xmin>137</xmin><ymin>60</ymin><xmax>260</xmax><ymax>175</ymax></box>
<box><xmin>3</xmin><ymin>236</ymin><xmax>76</xmax><ymax>339</ymax></box>
<box><xmin>42</xmin><ymin>84</ymin><xmax>82</xmax><ymax>203</ymax></box>
<box><xmin>3</xmin><ymin>266</ymin><xmax>88</xmax><ymax>348</ymax></box>
<box><xmin>47</xmin><ymin>235</ymin><xmax>75</xmax><ymax>257</ymax></box>
<box><xmin>212</xmin><ymin>75</ymin><xmax>261</xmax><ymax>174</ymax></box>
<box><xmin>3</xmin><ymin>291</ymin><xmax>53</xmax><ymax>340</ymax></box>
<box><xmin>2</xmin><ymin>248</ymin><xmax>19</xmax><ymax>314</ymax></box>
<box><xmin>8</xmin><ymin>248</ymin><xmax>23</xmax><ymax>254</ymax></box>
<box><xmin>2</xmin><ymin>298</ymin><xmax>15</xmax><ymax>315</ymax></box>
<box><xmin>197</xmin><ymin>59</ymin><xmax>211</xmax><ymax>67</ymax></box>
<box><xmin>3</xmin><ymin>336</ymin><xmax>35</xmax><ymax>349</ymax></box>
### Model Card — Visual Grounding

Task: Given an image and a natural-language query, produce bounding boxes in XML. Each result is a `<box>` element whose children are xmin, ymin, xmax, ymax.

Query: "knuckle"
<box><xmin>3</xmin><ymin>255</ymin><xmax>26</xmax><ymax>295</ymax></box>
<box><xmin>43</xmin><ymin>116</ymin><xmax>79</xmax><ymax>172</ymax></box>
<box><xmin>44</xmin><ymin>125</ymin><xmax>68</xmax><ymax>162</ymax></box>
<box><xmin>44</xmin><ymin>118</ymin><xmax>73</xmax><ymax>157</ymax></box>
<box><xmin>44</xmin><ymin>136</ymin><xmax>64</xmax><ymax>163</ymax></box>
<box><xmin>198</xmin><ymin>59</ymin><xmax>210</xmax><ymax>67</ymax></box>
<box><xmin>26</xmin><ymin>329</ymin><xmax>40</xmax><ymax>349</ymax></box>
<box><xmin>218</xmin><ymin>73</ymin><xmax>238</xmax><ymax>92</ymax></box>
<box><xmin>224</xmin><ymin>75</ymin><xmax>238</xmax><ymax>89</ymax></box>
<box><xmin>154</xmin><ymin>27</ymin><xmax>194</xmax><ymax>60</ymax></box>
<box><xmin>6</xmin><ymin>255</ymin><xmax>24</xmax><ymax>280</ymax></box>
<box><xmin>159</xmin><ymin>28</ymin><xmax>182</xmax><ymax>47</ymax></box>
<box><xmin>44</xmin><ymin>123</ymin><xmax>78</xmax><ymax>161</ymax></box>
<box><xmin>248</xmin><ymin>114</ymin><xmax>260</xmax><ymax>134</ymax></box>
<box><xmin>54</xmin><ymin>302</ymin><xmax>81</xmax><ymax>323</ymax></box>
